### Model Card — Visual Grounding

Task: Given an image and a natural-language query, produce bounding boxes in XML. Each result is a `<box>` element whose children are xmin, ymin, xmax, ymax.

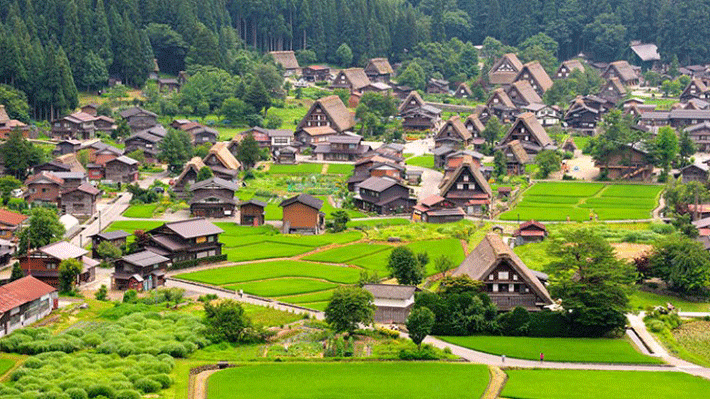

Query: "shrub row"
<box><xmin>169</xmin><ymin>254</ymin><xmax>228</xmax><ymax>270</ymax></box>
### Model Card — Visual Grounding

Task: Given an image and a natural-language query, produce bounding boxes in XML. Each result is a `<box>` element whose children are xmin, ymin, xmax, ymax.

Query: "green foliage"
<box><xmin>236</xmin><ymin>132</ymin><xmax>263</xmax><ymax>169</ymax></box>
<box><xmin>482</xmin><ymin>116</ymin><xmax>505</xmax><ymax>145</ymax></box>
<box><xmin>387</xmin><ymin>247</ymin><xmax>426</xmax><ymax>285</ymax></box>
<box><xmin>0</xmin><ymin>84</ymin><xmax>30</xmax><ymax>122</ymax></box>
<box><xmin>203</xmin><ymin>300</ymin><xmax>253</xmax><ymax>343</ymax></box>
<box><xmin>324</xmin><ymin>286</ymin><xmax>375</xmax><ymax>333</ymax></box>
<box><xmin>196</xmin><ymin>166</ymin><xmax>214</xmax><ymax>182</ymax></box>
<box><xmin>330</xmin><ymin>210</ymin><xmax>350</xmax><ymax>233</ymax></box>
<box><xmin>96</xmin><ymin>240</ymin><xmax>122</xmax><ymax>261</ymax></box>
<box><xmin>493</xmin><ymin>150</ymin><xmax>506</xmax><ymax>177</ymax></box>
<box><xmin>414</xmin><ymin>288</ymin><xmax>498</xmax><ymax>336</ymax></box>
<box><xmin>95</xmin><ymin>284</ymin><xmax>108</xmax><ymax>301</ymax></box>
<box><xmin>396</xmin><ymin>62</ymin><xmax>426</xmax><ymax>91</ymax></box>
<box><xmin>0</xmin><ymin>130</ymin><xmax>47</xmax><ymax>180</ymax></box>
<box><xmin>647</xmin><ymin>238</ymin><xmax>710</xmax><ymax>295</ymax></box>
<box><xmin>9</xmin><ymin>261</ymin><xmax>24</xmax><ymax>282</ymax></box>
<box><xmin>335</xmin><ymin>43</ymin><xmax>353</xmax><ymax>66</ymax></box>
<box><xmin>545</xmin><ymin>228</ymin><xmax>637</xmax><ymax>337</ymax></box>
<box><xmin>438</xmin><ymin>275</ymin><xmax>484</xmax><ymax>295</ymax></box>
<box><xmin>159</xmin><ymin>129</ymin><xmax>193</xmax><ymax>173</ymax></box>
<box><xmin>406</xmin><ymin>307</ymin><xmax>435</xmax><ymax>349</ymax></box>
<box><xmin>535</xmin><ymin>150</ymin><xmax>562</xmax><ymax>179</ymax></box>
<box><xmin>18</xmin><ymin>207</ymin><xmax>65</xmax><ymax>254</ymax></box>
<box><xmin>58</xmin><ymin>258</ymin><xmax>83</xmax><ymax>292</ymax></box>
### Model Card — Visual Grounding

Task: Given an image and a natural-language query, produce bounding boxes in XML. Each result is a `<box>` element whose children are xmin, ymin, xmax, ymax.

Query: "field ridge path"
<box><xmin>480</xmin><ymin>366</ymin><xmax>507</xmax><ymax>399</ymax></box>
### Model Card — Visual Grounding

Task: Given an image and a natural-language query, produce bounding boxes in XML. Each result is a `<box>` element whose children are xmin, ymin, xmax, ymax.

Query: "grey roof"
<box><xmin>52</xmin><ymin>172</ymin><xmax>86</xmax><ymax>180</ymax></box>
<box><xmin>329</xmin><ymin>135</ymin><xmax>362</xmax><ymax>144</ymax></box>
<box><xmin>239</xmin><ymin>199</ymin><xmax>268</xmax><ymax>207</ymax></box>
<box><xmin>630</xmin><ymin>43</ymin><xmax>661</xmax><ymax>62</ymax></box>
<box><xmin>121</xmin><ymin>250</ymin><xmax>169</xmax><ymax>267</ymax></box>
<box><xmin>432</xmin><ymin>145</ymin><xmax>456</xmax><ymax>156</ymax></box>
<box><xmin>39</xmin><ymin>241</ymin><xmax>88</xmax><ymax>260</ymax></box>
<box><xmin>685</xmin><ymin>121</ymin><xmax>710</xmax><ymax>132</ymax></box>
<box><xmin>640</xmin><ymin>111</ymin><xmax>670</xmax><ymax>120</ymax></box>
<box><xmin>110</xmin><ymin>156</ymin><xmax>139</xmax><ymax>165</ymax></box>
<box><xmin>363</xmin><ymin>284</ymin><xmax>417</xmax><ymax>300</ymax></box>
<box><xmin>129</xmin><ymin>131</ymin><xmax>163</xmax><ymax>143</ymax></box>
<box><xmin>190</xmin><ymin>177</ymin><xmax>240</xmax><ymax>192</ymax></box>
<box><xmin>279</xmin><ymin>194</ymin><xmax>323</xmax><ymax>210</ymax></box>
<box><xmin>94</xmin><ymin>230</ymin><xmax>130</xmax><ymax>240</ymax></box>
<box><xmin>120</xmin><ymin>107</ymin><xmax>157</xmax><ymax>118</ymax></box>
<box><xmin>356</xmin><ymin>176</ymin><xmax>400</xmax><ymax>192</ymax></box>
<box><xmin>692</xmin><ymin>216</ymin><xmax>710</xmax><ymax>229</ymax></box>
<box><xmin>670</xmin><ymin>109</ymin><xmax>710</xmax><ymax>119</ymax></box>
<box><xmin>162</xmin><ymin>218</ymin><xmax>224</xmax><ymax>239</ymax></box>
<box><xmin>681</xmin><ymin>162</ymin><xmax>710</xmax><ymax>173</ymax></box>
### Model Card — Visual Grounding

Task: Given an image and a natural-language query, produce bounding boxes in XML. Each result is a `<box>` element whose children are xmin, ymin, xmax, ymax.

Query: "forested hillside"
<box><xmin>0</xmin><ymin>0</ymin><xmax>708</xmax><ymax>121</ymax></box>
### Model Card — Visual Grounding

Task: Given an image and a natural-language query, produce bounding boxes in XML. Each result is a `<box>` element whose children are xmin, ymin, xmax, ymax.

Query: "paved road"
<box><xmin>409</xmin><ymin>165</ymin><xmax>443</xmax><ymax>201</ymax></box>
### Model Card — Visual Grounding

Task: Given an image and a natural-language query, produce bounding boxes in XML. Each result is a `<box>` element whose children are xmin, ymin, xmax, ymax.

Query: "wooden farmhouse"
<box><xmin>488</xmin><ymin>53</ymin><xmax>524</xmax><ymax>86</ymax></box>
<box><xmin>453</xmin><ymin>233</ymin><xmax>554</xmax><ymax>311</ymax></box>
<box><xmin>51</xmin><ymin>111</ymin><xmax>96</xmax><ymax>140</ymax></box>
<box><xmin>523</xmin><ymin>103</ymin><xmax>562</xmax><ymax>127</ymax></box>
<box><xmin>0</xmin><ymin>276</ymin><xmax>58</xmax><ymax>338</ymax></box>
<box><xmin>400</xmin><ymin>104</ymin><xmax>441</xmax><ymax>131</ymax></box>
<box><xmin>24</xmin><ymin>171</ymin><xmax>64</xmax><ymax>206</ymax></box>
<box><xmin>412</xmin><ymin>195</ymin><xmax>465</xmax><ymax>224</ymax></box>
<box><xmin>502</xmin><ymin>140</ymin><xmax>529</xmax><ymax>175</ymax></box>
<box><xmin>677</xmin><ymin>163</ymin><xmax>709</xmax><ymax>183</ymax></box>
<box><xmin>454</xmin><ymin>82</ymin><xmax>473</xmax><ymax>98</ymax></box>
<box><xmin>599</xmin><ymin>77</ymin><xmax>627</xmax><ymax>103</ymax></box>
<box><xmin>302</xmin><ymin>65</ymin><xmax>331</xmax><ymax>81</ymax></box>
<box><xmin>124</xmin><ymin>127</ymin><xmax>165</xmax><ymax>163</ymax></box>
<box><xmin>426</xmin><ymin>78</ymin><xmax>449</xmax><ymax>94</ymax></box>
<box><xmin>313</xmin><ymin>134</ymin><xmax>371</xmax><ymax>162</ymax></box>
<box><xmin>19</xmin><ymin>241</ymin><xmax>98</xmax><ymax>288</ymax></box>
<box><xmin>514</xmin><ymin>61</ymin><xmax>553</xmax><ymax>96</ymax></box>
<box><xmin>269</xmin><ymin>51</ymin><xmax>300</xmax><ymax>75</ymax></box>
<box><xmin>189</xmin><ymin>177</ymin><xmax>240</xmax><ymax>218</ymax></box>
<box><xmin>497</xmin><ymin>112</ymin><xmax>555</xmax><ymax>157</ymax></box>
<box><xmin>439</xmin><ymin>155</ymin><xmax>492</xmax><ymax>216</ymax></box>
<box><xmin>239</xmin><ymin>199</ymin><xmax>267</xmax><ymax>226</ymax></box>
<box><xmin>595</xmin><ymin>143</ymin><xmax>653</xmax><ymax>180</ymax></box>
<box><xmin>564</xmin><ymin>96</ymin><xmax>606</xmax><ymax>135</ymax></box>
<box><xmin>363</xmin><ymin>284</ymin><xmax>418</xmax><ymax>324</ymax></box>
<box><xmin>601</xmin><ymin>61</ymin><xmax>639</xmax><ymax>86</ymax></box>
<box><xmin>60</xmin><ymin>183</ymin><xmax>101</xmax><ymax>217</ymax></box>
<box><xmin>173</xmin><ymin>157</ymin><xmax>206</xmax><ymax>195</ymax></box>
<box><xmin>364</xmin><ymin>58</ymin><xmax>394</xmax><ymax>82</ymax></box>
<box><xmin>203</xmin><ymin>142</ymin><xmax>242</xmax><ymax>180</ymax></box>
<box><xmin>685</xmin><ymin>122</ymin><xmax>710</xmax><ymax>151</ymax></box>
<box><xmin>295</xmin><ymin>95</ymin><xmax>355</xmax><ymax>146</ymax></box>
<box><xmin>330</xmin><ymin>68</ymin><xmax>371</xmax><ymax>92</ymax></box>
<box><xmin>353</xmin><ymin>176</ymin><xmax>415</xmax><ymax>215</ymax></box>
<box><xmin>464</xmin><ymin>114</ymin><xmax>486</xmax><ymax>151</ymax></box>
<box><xmin>680</xmin><ymin>78</ymin><xmax>710</xmax><ymax>102</ymax></box>
<box><xmin>112</xmin><ymin>250</ymin><xmax>170</xmax><ymax>291</ymax></box>
<box><xmin>486</xmin><ymin>88</ymin><xmax>517</xmax><ymax>122</ymax></box>
<box><xmin>0</xmin><ymin>208</ymin><xmax>27</xmax><ymax>241</ymax></box>
<box><xmin>142</xmin><ymin>218</ymin><xmax>224</xmax><ymax>263</ymax></box>
<box><xmin>279</xmin><ymin>194</ymin><xmax>325</xmax><ymax>235</ymax></box>
<box><xmin>119</xmin><ymin>107</ymin><xmax>158</xmax><ymax>132</ymax></box>
<box><xmin>555</xmin><ymin>59</ymin><xmax>585</xmax><ymax>79</ymax></box>
<box><xmin>506</xmin><ymin>80</ymin><xmax>543</xmax><ymax>107</ymax></box>
<box><xmin>434</xmin><ymin>115</ymin><xmax>472</xmax><ymax>149</ymax></box>
<box><xmin>0</xmin><ymin>105</ymin><xmax>30</xmax><ymax>139</ymax></box>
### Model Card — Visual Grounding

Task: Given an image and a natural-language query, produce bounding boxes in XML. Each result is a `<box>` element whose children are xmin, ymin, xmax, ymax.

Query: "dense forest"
<box><xmin>0</xmin><ymin>0</ymin><xmax>708</xmax><ymax>121</ymax></box>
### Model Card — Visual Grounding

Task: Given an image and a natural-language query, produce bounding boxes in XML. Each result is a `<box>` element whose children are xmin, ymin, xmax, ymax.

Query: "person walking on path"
<box><xmin>540</xmin><ymin>353</ymin><xmax>544</xmax><ymax>363</ymax></box>
<box><xmin>501</xmin><ymin>354</ymin><xmax>506</xmax><ymax>364</ymax></box>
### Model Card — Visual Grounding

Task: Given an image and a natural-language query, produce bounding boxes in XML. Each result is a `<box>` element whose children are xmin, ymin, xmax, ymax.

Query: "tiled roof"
<box><xmin>0</xmin><ymin>208</ymin><xmax>28</xmax><ymax>226</ymax></box>
<box><xmin>0</xmin><ymin>276</ymin><xmax>56</xmax><ymax>313</ymax></box>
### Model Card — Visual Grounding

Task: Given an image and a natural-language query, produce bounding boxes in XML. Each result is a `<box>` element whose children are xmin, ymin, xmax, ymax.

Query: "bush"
<box><xmin>148</xmin><ymin>374</ymin><xmax>172</xmax><ymax>389</ymax></box>
<box><xmin>527</xmin><ymin>311</ymin><xmax>571</xmax><ymax>337</ymax></box>
<box><xmin>169</xmin><ymin>254</ymin><xmax>227</xmax><ymax>270</ymax></box>
<box><xmin>498</xmin><ymin>307</ymin><xmax>531</xmax><ymax>336</ymax></box>
<box><xmin>648</xmin><ymin>319</ymin><xmax>665</xmax><ymax>332</ymax></box>
<box><xmin>115</xmin><ymin>390</ymin><xmax>140</xmax><ymax>399</ymax></box>
<box><xmin>86</xmin><ymin>384</ymin><xmax>115</xmax><ymax>399</ymax></box>
<box><xmin>134</xmin><ymin>378</ymin><xmax>161</xmax><ymax>393</ymax></box>
<box><xmin>122</xmin><ymin>290</ymin><xmax>137</xmax><ymax>304</ymax></box>
<box><xmin>65</xmin><ymin>388</ymin><xmax>88</xmax><ymax>399</ymax></box>
<box><xmin>398</xmin><ymin>344</ymin><xmax>439</xmax><ymax>360</ymax></box>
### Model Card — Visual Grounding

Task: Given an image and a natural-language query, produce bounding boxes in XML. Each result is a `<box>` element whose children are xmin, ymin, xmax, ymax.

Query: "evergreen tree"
<box><xmin>243</xmin><ymin>77</ymin><xmax>271</xmax><ymax>116</ymax></box>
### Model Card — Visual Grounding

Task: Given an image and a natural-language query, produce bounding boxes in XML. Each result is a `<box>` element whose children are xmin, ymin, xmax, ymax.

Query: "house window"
<box><xmin>498</xmin><ymin>271</ymin><xmax>509</xmax><ymax>280</ymax></box>
<box><xmin>47</xmin><ymin>263</ymin><xmax>57</xmax><ymax>269</ymax></box>
<box><xmin>488</xmin><ymin>274</ymin><xmax>494</xmax><ymax>280</ymax></box>
<box><xmin>513</xmin><ymin>274</ymin><xmax>518</xmax><ymax>281</ymax></box>
<box><xmin>499</xmin><ymin>284</ymin><xmax>509</xmax><ymax>292</ymax></box>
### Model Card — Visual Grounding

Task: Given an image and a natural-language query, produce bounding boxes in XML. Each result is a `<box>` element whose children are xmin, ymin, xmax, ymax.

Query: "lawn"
<box><xmin>122</xmin><ymin>203</ymin><xmax>158</xmax><ymax>218</ymax></box>
<box><xmin>214</xmin><ymin>126</ymin><xmax>245</xmax><ymax>140</ymax></box>
<box><xmin>325</xmin><ymin>163</ymin><xmax>354</xmax><ymax>175</ymax></box>
<box><xmin>104</xmin><ymin>220</ymin><xmax>163</xmax><ymax>233</ymax></box>
<box><xmin>572</xmin><ymin>135</ymin><xmax>592</xmax><ymax>151</ymax></box>
<box><xmin>406</xmin><ymin>154</ymin><xmax>435</xmax><ymax>169</ymax></box>
<box><xmin>266</xmin><ymin>105</ymin><xmax>310</xmax><ymax>130</ymax></box>
<box><xmin>349</xmin><ymin>238</ymin><xmax>465</xmax><ymax>275</ymax></box>
<box><xmin>439</xmin><ymin>335</ymin><xmax>663</xmax><ymax>364</ymax></box>
<box><xmin>223</xmin><ymin>242</ymin><xmax>314</xmax><ymax>262</ymax></box>
<box><xmin>347</xmin><ymin>218</ymin><xmax>411</xmax><ymax>228</ymax></box>
<box><xmin>513</xmin><ymin>240</ymin><xmax>552</xmax><ymax>271</ymax></box>
<box><xmin>175</xmin><ymin>260</ymin><xmax>361</xmax><ymax>285</ymax></box>
<box><xmin>274</xmin><ymin>289</ymin><xmax>335</xmax><ymax>304</ymax></box>
<box><xmin>501</xmin><ymin>370</ymin><xmax>710</xmax><ymax>399</ymax></box>
<box><xmin>318</xmin><ymin>196</ymin><xmax>367</xmax><ymax>218</ymax></box>
<box><xmin>224</xmin><ymin>278</ymin><xmax>338</xmax><ymax>296</ymax></box>
<box><xmin>269</xmin><ymin>163</ymin><xmax>323</xmax><ymax>175</ymax></box>
<box><xmin>0</xmin><ymin>358</ymin><xmax>15</xmax><ymax>376</ymax></box>
<box><xmin>630</xmin><ymin>290</ymin><xmax>710</xmax><ymax>312</ymax></box>
<box><xmin>207</xmin><ymin>362</ymin><xmax>490</xmax><ymax>399</ymax></box>
<box><xmin>303</xmin><ymin>243</ymin><xmax>392</xmax><ymax>263</ymax></box>
<box><xmin>500</xmin><ymin>182</ymin><xmax>663</xmax><ymax>222</ymax></box>
<box><xmin>213</xmin><ymin>223</ymin><xmax>277</xmax><ymax>236</ymax></box>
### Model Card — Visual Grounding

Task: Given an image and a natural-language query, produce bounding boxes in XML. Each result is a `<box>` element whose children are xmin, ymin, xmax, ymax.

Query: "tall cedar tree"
<box><xmin>236</xmin><ymin>133</ymin><xmax>262</xmax><ymax>169</ymax></box>
<box><xmin>325</xmin><ymin>286</ymin><xmax>375</xmax><ymax>334</ymax></box>
<box><xmin>387</xmin><ymin>247</ymin><xmax>426</xmax><ymax>285</ymax></box>
<box><xmin>0</xmin><ymin>130</ymin><xmax>46</xmax><ymax>180</ymax></box>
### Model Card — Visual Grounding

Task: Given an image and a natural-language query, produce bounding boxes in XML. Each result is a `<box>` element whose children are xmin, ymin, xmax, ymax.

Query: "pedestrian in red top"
<box><xmin>540</xmin><ymin>352</ymin><xmax>544</xmax><ymax>362</ymax></box>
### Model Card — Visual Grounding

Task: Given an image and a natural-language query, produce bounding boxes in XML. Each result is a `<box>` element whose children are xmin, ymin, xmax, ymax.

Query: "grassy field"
<box><xmin>318</xmin><ymin>196</ymin><xmax>366</xmax><ymax>218</ymax></box>
<box><xmin>572</xmin><ymin>135</ymin><xmax>592</xmax><ymax>151</ymax></box>
<box><xmin>269</xmin><ymin>163</ymin><xmax>323</xmax><ymax>175</ymax></box>
<box><xmin>207</xmin><ymin>363</ymin><xmax>490</xmax><ymax>399</ymax></box>
<box><xmin>105</xmin><ymin>220</ymin><xmax>163</xmax><ymax>232</ymax></box>
<box><xmin>671</xmin><ymin>320</ymin><xmax>710</xmax><ymax>366</ymax></box>
<box><xmin>406</xmin><ymin>154</ymin><xmax>435</xmax><ymax>169</ymax></box>
<box><xmin>223</xmin><ymin>242</ymin><xmax>314</xmax><ymax>262</ymax></box>
<box><xmin>224</xmin><ymin>278</ymin><xmax>338</xmax><ymax>296</ymax></box>
<box><xmin>629</xmin><ymin>291</ymin><xmax>710</xmax><ymax>312</ymax></box>
<box><xmin>502</xmin><ymin>370</ymin><xmax>710</xmax><ymax>399</ymax></box>
<box><xmin>303</xmin><ymin>242</ymin><xmax>392</xmax><ymax>263</ymax></box>
<box><xmin>0</xmin><ymin>358</ymin><xmax>15</xmax><ymax>376</ymax></box>
<box><xmin>439</xmin><ymin>335</ymin><xmax>663</xmax><ymax>364</ymax></box>
<box><xmin>347</xmin><ymin>218</ymin><xmax>411</xmax><ymax>228</ymax></box>
<box><xmin>325</xmin><ymin>163</ymin><xmax>354</xmax><ymax>175</ymax></box>
<box><xmin>122</xmin><ymin>203</ymin><xmax>158</xmax><ymax>218</ymax></box>
<box><xmin>349</xmin><ymin>238</ymin><xmax>465</xmax><ymax>275</ymax></box>
<box><xmin>267</xmin><ymin>105</ymin><xmax>310</xmax><ymax>130</ymax></box>
<box><xmin>175</xmin><ymin>260</ymin><xmax>361</xmax><ymax>285</ymax></box>
<box><xmin>500</xmin><ymin>182</ymin><xmax>663</xmax><ymax>221</ymax></box>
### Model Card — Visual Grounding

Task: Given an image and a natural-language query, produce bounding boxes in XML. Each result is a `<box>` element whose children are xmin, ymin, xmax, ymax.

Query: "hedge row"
<box><xmin>169</xmin><ymin>254</ymin><xmax>228</xmax><ymax>270</ymax></box>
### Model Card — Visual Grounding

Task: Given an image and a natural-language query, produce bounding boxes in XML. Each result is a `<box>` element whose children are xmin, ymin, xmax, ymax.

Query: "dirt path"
<box><xmin>191</xmin><ymin>369</ymin><xmax>219</xmax><ymax>399</ymax></box>
<box><xmin>480</xmin><ymin>366</ymin><xmax>507</xmax><ymax>399</ymax></box>
<box><xmin>321</xmin><ymin>164</ymin><xmax>329</xmax><ymax>174</ymax></box>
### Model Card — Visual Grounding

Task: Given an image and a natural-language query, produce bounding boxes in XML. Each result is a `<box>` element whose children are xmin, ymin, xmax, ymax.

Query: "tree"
<box><xmin>196</xmin><ymin>166</ymin><xmax>213</xmax><ymax>182</ymax></box>
<box><xmin>159</xmin><ymin>129</ymin><xmax>193</xmax><ymax>173</ymax></box>
<box><xmin>236</xmin><ymin>133</ymin><xmax>261</xmax><ymax>169</ymax></box>
<box><xmin>330</xmin><ymin>210</ymin><xmax>349</xmax><ymax>233</ymax></box>
<box><xmin>325</xmin><ymin>286</ymin><xmax>375</xmax><ymax>334</ymax></box>
<box><xmin>545</xmin><ymin>229</ymin><xmax>637</xmax><ymax>337</ymax></box>
<box><xmin>0</xmin><ymin>175</ymin><xmax>21</xmax><ymax>204</ymax></box>
<box><xmin>434</xmin><ymin>255</ymin><xmax>454</xmax><ymax>277</ymax></box>
<box><xmin>146</xmin><ymin>23</ymin><xmax>189</xmax><ymax>75</ymax></box>
<box><xmin>76</xmin><ymin>51</ymin><xmax>108</xmax><ymax>91</ymax></box>
<box><xmin>493</xmin><ymin>150</ymin><xmax>507</xmax><ymax>177</ymax></box>
<box><xmin>387</xmin><ymin>247</ymin><xmax>426</xmax><ymax>285</ymax></box>
<box><xmin>335</xmin><ymin>43</ymin><xmax>353</xmax><ymax>66</ymax></box>
<box><xmin>96</xmin><ymin>240</ymin><xmax>122</xmax><ymax>262</ymax></box>
<box><xmin>482</xmin><ymin>116</ymin><xmax>504</xmax><ymax>146</ymax></box>
<box><xmin>678</xmin><ymin>129</ymin><xmax>696</xmax><ymax>164</ymax></box>
<box><xmin>58</xmin><ymin>258</ymin><xmax>83</xmax><ymax>293</ymax></box>
<box><xmin>220</xmin><ymin>97</ymin><xmax>251</xmax><ymax>124</ymax></box>
<box><xmin>0</xmin><ymin>130</ymin><xmax>46</xmax><ymax>180</ymax></box>
<box><xmin>264</xmin><ymin>113</ymin><xmax>282</xmax><ymax>129</ymax></box>
<box><xmin>535</xmin><ymin>150</ymin><xmax>562</xmax><ymax>179</ymax></box>
<box><xmin>333</xmin><ymin>88</ymin><xmax>350</xmax><ymax>105</ymax></box>
<box><xmin>437</xmin><ymin>275</ymin><xmax>484</xmax><ymax>295</ymax></box>
<box><xmin>18</xmin><ymin>208</ymin><xmax>65</xmax><ymax>254</ymax></box>
<box><xmin>113</xmin><ymin>118</ymin><xmax>131</xmax><ymax>139</ymax></box>
<box><xmin>9</xmin><ymin>262</ymin><xmax>24</xmax><ymax>282</ymax></box>
<box><xmin>397</xmin><ymin>62</ymin><xmax>426</xmax><ymax>91</ymax></box>
<box><xmin>648</xmin><ymin>238</ymin><xmax>710</xmax><ymax>295</ymax></box>
<box><xmin>203</xmin><ymin>299</ymin><xmax>252</xmax><ymax>343</ymax></box>
<box><xmin>406</xmin><ymin>307</ymin><xmax>435</xmax><ymax>350</ymax></box>
<box><xmin>243</xmin><ymin>77</ymin><xmax>271</xmax><ymax>116</ymax></box>
<box><xmin>649</xmin><ymin>126</ymin><xmax>679</xmax><ymax>182</ymax></box>
<box><xmin>589</xmin><ymin>110</ymin><xmax>646</xmax><ymax>175</ymax></box>
<box><xmin>0</xmin><ymin>84</ymin><xmax>30</xmax><ymax>122</ymax></box>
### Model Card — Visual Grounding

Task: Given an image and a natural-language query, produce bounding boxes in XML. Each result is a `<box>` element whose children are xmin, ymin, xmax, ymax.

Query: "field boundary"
<box><xmin>480</xmin><ymin>366</ymin><xmax>507</xmax><ymax>399</ymax></box>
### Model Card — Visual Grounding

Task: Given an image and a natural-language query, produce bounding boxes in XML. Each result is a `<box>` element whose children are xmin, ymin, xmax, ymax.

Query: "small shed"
<box><xmin>239</xmin><ymin>199</ymin><xmax>267</xmax><ymax>226</ymax></box>
<box><xmin>513</xmin><ymin>220</ymin><xmax>548</xmax><ymax>245</ymax></box>
<box><xmin>363</xmin><ymin>284</ymin><xmax>418</xmax><ymax>324</ymax></box>
<box><xmin>497</xmin><ymin>187</ymin><xmax>512</xmax><ymax>199</ymax></box>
